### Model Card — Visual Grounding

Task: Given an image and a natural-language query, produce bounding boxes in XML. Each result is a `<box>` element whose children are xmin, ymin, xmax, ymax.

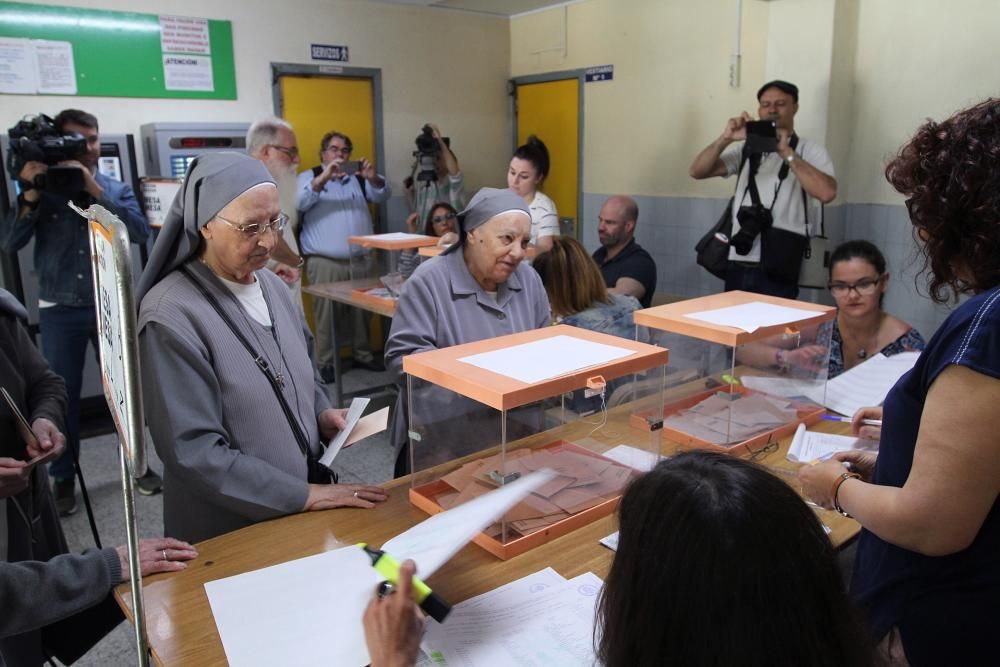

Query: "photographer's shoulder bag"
<box><xmin>695</xmin><ymin>147</ymin><xmax>750</xmax><ymax>280</ymax></box>
<box><xmin>695</xmin><ymin>197</ymin><xmax>734</xmax><ymax>280</ymax></box>
<box><xmin>757</xmin><ymin>136</ymin><xmax>812</xmax><ymax>285</ymax></box>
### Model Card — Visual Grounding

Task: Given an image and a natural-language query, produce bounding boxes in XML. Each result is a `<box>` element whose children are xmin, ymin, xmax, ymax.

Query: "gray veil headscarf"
<box><xmin>135</xmin><ymin>152</ymin><xmax>275</xmax><ymax>303</ymax></box>
<box><xmin>443</xmin><ymin>187</ymin><xmax>531</xmax><ymax>256</ymax></box>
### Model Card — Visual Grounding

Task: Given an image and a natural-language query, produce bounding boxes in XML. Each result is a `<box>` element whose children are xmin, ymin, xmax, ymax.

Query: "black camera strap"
<box><xmin>742</xmin><ymin>133</ymin><xmax>799</xmax><ymax>210</ymax></box>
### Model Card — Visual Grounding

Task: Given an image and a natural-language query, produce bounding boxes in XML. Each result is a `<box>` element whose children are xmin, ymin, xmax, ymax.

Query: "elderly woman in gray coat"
<box><xmin>136</xmin><ymin>153</ymin><xmax>386</xmax><ymax>543</ymax></box>
<box><xmin>385</xmin><ymin>187</ymin><xmax>551</xmax><ymax>476</ymax></box>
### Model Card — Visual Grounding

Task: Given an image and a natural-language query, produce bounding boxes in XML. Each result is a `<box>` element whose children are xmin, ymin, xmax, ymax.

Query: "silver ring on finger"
<box><xmin>162</xmin><ymin>549</ymin><xmax>167</xmax><ymax>561</ymax></box>
<box><xmin>353</xmin><ymin>491</ymin><xmax>359</xmax><ymax>498</ymax></box>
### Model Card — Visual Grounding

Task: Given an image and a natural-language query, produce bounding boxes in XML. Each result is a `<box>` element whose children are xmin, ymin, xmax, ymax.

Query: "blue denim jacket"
<box><xmin>2</xmin><ymin>171</ymin><xmax>149</xmax><ymax>307</ymax></box>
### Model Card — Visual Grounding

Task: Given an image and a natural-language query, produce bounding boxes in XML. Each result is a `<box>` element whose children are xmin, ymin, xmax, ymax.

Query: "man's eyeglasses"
<box><xmin>269</xmin><ymin>145</ymin><xmax>299</xmax><ymax>159</ymax></box>
<box><xmin>431</xmin><ymin>212</ymin><xmax>457</xmax><ymax>225</ymax></box>
<box><xmin>214</xmin><ymin>212</ymin><xmax>288</xmax><ymax>239</ymax></box>
<box><xmin>828</xmin><ymin>275</ymin><xmax>883</xmax><ymax>297</ymax></box>
<box><xmin>324</xmin><ymin>145</ymin><xmax>351</xmax><ymax>155</ymax></box>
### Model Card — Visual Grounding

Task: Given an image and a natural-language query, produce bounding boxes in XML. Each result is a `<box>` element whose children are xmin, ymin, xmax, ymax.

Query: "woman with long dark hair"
<box><xmin>598</xmin><ymin>452</ymin><xmax>873</xmax><ymax>667</ymax></box>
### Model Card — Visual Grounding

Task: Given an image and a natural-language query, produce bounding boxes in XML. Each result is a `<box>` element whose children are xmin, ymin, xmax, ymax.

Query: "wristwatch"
<box><xmin>784</xmin><ymin>153</ymin><xmax>797</xmax><ymax>165</ymax></box>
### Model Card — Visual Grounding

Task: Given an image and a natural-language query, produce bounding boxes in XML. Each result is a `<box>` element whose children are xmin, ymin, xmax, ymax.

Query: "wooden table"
<box><xmin>115</xmin><ymin>404</ymin><xmax>858</xmax><ymax>666</ymax></box>
<box><xmin>303</xmin><ymin>279</ymin><xmax>398</xmax><ymax>406</ymax></box>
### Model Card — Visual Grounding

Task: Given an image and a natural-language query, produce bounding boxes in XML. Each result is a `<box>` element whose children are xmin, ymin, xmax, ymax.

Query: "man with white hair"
<box><xmin>246</xmin><ymin>116</ymin><xmax>305</xmax><ymax>296</ymax></box>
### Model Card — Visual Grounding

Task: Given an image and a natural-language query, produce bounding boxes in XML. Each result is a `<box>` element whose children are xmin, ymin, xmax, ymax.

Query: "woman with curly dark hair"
<box><xmin>800</xmin><ymin>98</ymin><xmax>1000</xmax><ymax>665</ymax></box>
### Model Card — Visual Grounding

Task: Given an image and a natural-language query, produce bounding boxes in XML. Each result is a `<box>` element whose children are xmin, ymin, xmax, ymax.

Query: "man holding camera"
<box><xmin>689</xmin><ymin>80</ymin><xmax>836</xmax><ymax>298</ymax></box>
<box><xmin>297</xmin><ymin>131</ymin><xmax>390</xmax><ymax>380</ymax></box>
<box><xmin>1</xmin><ymin>109</ymin><xmax>157</xmax><ymax>514</ymax></box>
<box><xmin>404</xmin><ymin>123</ymin><xmax>465</xmax><ymax>224</ymax></box>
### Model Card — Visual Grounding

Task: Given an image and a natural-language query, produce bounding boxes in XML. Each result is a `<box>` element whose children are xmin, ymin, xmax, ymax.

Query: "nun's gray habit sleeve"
<box><xmin>140</xmin><ymin>323</ymin><xmax>309</xmax><ymax>521</ymax></box>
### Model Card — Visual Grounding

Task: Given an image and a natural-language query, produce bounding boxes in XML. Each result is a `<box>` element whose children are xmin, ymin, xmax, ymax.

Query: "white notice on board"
<box><xmin>159</xmin><ymin>15</ymin><xmax>211</xmax><ymax>55</ymax></box>
<box><xmin>33</xmin><ymin>40</ymin><xmax>76</xmax><ymax>95</ymax></box>
<box><xmin>0</xmin><ymin>37</ymin><xmax>39</xmax><ymax>94</ymax></box>
<box><xmin>163</xmin><ymin>54</ymin><xmax>214</xmax><ymax>92</ymax></box>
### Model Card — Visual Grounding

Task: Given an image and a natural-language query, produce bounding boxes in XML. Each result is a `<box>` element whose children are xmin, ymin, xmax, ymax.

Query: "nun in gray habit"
<box><xmin>384</xmin><ymin>187</ymin><xmax>551</xmax><ymax>477</ymax></box>
<box><xmin>136</xmin><ymin>152</ymin><xmax>385</xmax><ymax>544</ymax></box>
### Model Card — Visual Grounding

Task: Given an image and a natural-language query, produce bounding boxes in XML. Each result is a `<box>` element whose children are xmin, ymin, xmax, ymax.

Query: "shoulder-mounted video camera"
<box><xmin>411</xmin><ymin>124</ymin><xmax>449</xmax><ymax>186</ymax></box>
<box><xmin>7</xmin><ymin>114</ymin><xmax>87</xmax><ymax>196</ymax></box>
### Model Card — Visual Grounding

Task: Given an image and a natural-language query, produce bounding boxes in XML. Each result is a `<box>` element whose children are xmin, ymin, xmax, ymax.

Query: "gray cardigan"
<box><xmin>384</xmin><ymin>246</ymin><xmax>551</xmax><ymax>467</ymax></box>
<box><xmin>138</xmin><ymin>261</ymin><xmax>332</xmax><ymax>543</ymax></box>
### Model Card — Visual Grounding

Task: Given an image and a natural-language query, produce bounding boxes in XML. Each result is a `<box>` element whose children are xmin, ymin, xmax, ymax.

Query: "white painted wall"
<box><xmin>3</xmin><ymin>0</ymin><xmax>511</xmax><ymax>212</ymax></box>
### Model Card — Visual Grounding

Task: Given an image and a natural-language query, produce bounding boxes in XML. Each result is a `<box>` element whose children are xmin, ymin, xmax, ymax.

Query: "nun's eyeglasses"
<box><xmin>214</xmin><ymin>212</ymin><xmax>288</xmax><ymax>239</ymax></box>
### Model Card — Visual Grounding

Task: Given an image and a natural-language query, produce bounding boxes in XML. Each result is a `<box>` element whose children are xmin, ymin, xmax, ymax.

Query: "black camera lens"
<box><xmin>733</xmin><ymin>205</ymin><xmax>773</xmax><ymax>255</ymax></box>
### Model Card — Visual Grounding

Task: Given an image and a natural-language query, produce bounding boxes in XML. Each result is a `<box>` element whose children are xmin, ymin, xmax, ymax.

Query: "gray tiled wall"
<box><xmin>581</xmin><ymin>193</ymin><xmax>954</xmax><ymax>340</ymax></box>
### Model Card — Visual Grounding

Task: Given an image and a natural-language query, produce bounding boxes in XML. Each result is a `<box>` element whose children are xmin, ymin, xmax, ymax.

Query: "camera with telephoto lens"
<box><xmin>732</xmin><ymin>203</ymin><xmax>773</xmax><ymax>255</ymax></box>
<box><xmin>7</xmin><ymin>114</ymin><xmax>87</xmax><ymax>196</ymax></box>
<box><xmin>411</xmin><ymin>124</ymin><xmax>449</xmax><ymax>186</ymax></box>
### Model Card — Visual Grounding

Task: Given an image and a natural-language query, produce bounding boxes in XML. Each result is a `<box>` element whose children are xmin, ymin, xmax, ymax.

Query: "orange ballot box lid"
<box><xmin>634</xmin><ymin>290</ymin><xmax>835</xmax><ymax>347</ymax></box>
<box><xmin>348</xmin><ymin>232</ymin><xmax>440</xmax><ymax>250</ymax></box>
<box><xmin>402</xmin><ymin>324</ymin><xmax>668</xmax><ymax>411</ymax></box>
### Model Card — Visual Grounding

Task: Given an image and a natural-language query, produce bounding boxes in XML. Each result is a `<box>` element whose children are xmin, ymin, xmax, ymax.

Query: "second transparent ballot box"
<box><xmin>401</xmin><ymin>325</ymin><xmax>669</xmax><ymax>559</ymax></box>
<box><xmin>633</xmin><ymin>290</ymin><xmax>835</xmax><ymax>455</ymax></box>
<box><xmin>348</xmin><ymin>233</ymin><xmax>439</xmax><ymax>307</ymax></box>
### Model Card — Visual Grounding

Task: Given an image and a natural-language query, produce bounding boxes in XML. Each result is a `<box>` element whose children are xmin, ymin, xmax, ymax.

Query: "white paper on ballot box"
<box><xmin>458</xmin><ymin>334</ymin><xmax>635</xmax><ymax>384</ymax></box>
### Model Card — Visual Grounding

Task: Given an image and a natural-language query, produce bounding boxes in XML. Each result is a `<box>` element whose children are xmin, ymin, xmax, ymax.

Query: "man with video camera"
<box><xmin>403</xmin><ymin>123</ymin><xmax>465</xmax><ymax>224</ymax></box>
<box><xmin>1</xmin><ymin>109</ymin><xmax>155</xmax><ymax>515</ymax></box>
<box><xmin>689</xmin><ymin>80</ymin><xmax>836</xmax><ymax>298</ymax></box>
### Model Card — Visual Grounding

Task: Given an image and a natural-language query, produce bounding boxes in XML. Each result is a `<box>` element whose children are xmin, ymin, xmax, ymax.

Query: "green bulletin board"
<box><xmin>0</xmin><ymin>1</ymin><xmax>236</xmax><ymax>99</ymax></box>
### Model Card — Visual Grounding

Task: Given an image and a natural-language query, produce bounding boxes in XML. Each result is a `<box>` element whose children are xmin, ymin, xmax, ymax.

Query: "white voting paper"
<box><xmin>422</xmin><ymin>572</ymin><xmax>603</xmax><ymax>666</ymax></box>
<box><xmin>786</xmin><ymin>423</ymin><xmax>878</xmax><ymax>463</ymax></box>
<box><xmin>205</xmin><ymin>470</ymin><xmax>555</xmax><ymax>667</ymax></box>
<box><xmin>383</xmin><ymin>469</ymin><xmax>556</xmax><ymax>578</ymax></box>
<box><xmin>319</xmin><ymin>396</ymin><xmax>370</xmax><ymax>468</ymax></box>
<box><xmin>824</xmin><ymin>351</ymin><xmax>920</xmax><ymax>416</ymax></box>
<box><xmin>685</xmin><ymin>301</ymin><xmax>820</xmax><ymax>333</ymax></box>
<box><xmin>458</xmin><ymin>334</ymin><xmax>634</xmax><ymax>385</ymax></box>
<box><xmin>602</xmin><ymin>444</ymin><xmax>663</xmax><ymax>472</ymax></box>
<box><xmin>205</xmin><ymin>546</ymin><xmax>380</xmax><ymax>667</ymax></box>
<box><xmin>599</xmin><ymin>531</ymin><xmax>619</xmax><ymax>551</ymax></box>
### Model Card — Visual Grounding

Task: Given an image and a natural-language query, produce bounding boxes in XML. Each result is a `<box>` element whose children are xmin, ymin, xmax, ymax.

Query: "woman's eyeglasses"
<box><xmin>828</xmin><ymin>275</ymin><xmax>883</xmax><ymax>297</ymax></box>
<box><xmin>214</xmin><ymin>212</ymin><xmax>289</xmax><ymax>239</ymax></box>
<box><xmin>431</xmin><ymin>212</ymin><xmax>457</xmax><ymax>225</ymax></box>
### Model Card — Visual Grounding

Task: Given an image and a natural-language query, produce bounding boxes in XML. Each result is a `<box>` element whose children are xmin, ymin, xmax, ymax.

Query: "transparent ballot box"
<box><xmin>348</xmin><ymin>233</ymin><xmax>439</xmax><ymax>308</ymax></box>
<box><xmin>402</xmin><ymin>324</ymin><xmax>669</xmax><ymax>560</ymax></box>
<box><xmin>633</xmin><ymin>290</ymin><xmax>835</xmax><ymax>455</ymax></box>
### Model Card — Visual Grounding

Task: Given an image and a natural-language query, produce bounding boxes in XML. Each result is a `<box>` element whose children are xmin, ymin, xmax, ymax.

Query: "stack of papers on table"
<box><xmin>205</xmin><ymin>470</ymin><xmax>557</xmax><ymax>666</ymax></box>
<box><xmin>436</xmin><ymin>444</ymin><xmax>634</xmax><ymax>538</ymax></box>
<box><xmin>786</xmin><ymin>423</ymin><xmax>878</xmax><ymax>462</ymax></box>
<box><xmin>664</xmin><ymin>392</ymin><xmax>798</xmax><ymax>445</ymax></box>
<box><xmin>421</xmin><ymin>569</ymin><xmax>603</xmax><ymax>666</ymax></box>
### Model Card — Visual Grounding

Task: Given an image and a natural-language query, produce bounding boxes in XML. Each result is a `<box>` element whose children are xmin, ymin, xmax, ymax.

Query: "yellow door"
<box><xmin>515</xmin><ymin>78</ymin><xmax>580</xmax><ymax>234</ymax></box>
<box><xmin>279</xmin><ymin>74</ymin><xmax>384</xmax><ymax>349</ymax></box>
<box><xmin>280</xmin><ymin>75</ymin><xmax>377</xmax><ymax>180</ymax></box>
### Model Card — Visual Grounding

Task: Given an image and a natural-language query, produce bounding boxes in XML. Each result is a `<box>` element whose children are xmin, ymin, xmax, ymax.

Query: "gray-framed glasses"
<box><xmin>269</xmin><ymin>145</ymin><xmax>299</xmax><ymax>159</ymax></box>
<box><xmin>828</xmin><ymin>275</ymin><xmax>883</xmax><ymax>297</ymax></box>
<box><xmin>214</xmin><ymin>212</ymin><xmax>288</xmax><ymax>239</ymax></box>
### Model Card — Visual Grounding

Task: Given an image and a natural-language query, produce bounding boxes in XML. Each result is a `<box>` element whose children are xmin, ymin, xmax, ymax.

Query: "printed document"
<box><xmin>786</xmin><ymin>423</ymin><xmax>878</xmax><ymax>463</ymax></box>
